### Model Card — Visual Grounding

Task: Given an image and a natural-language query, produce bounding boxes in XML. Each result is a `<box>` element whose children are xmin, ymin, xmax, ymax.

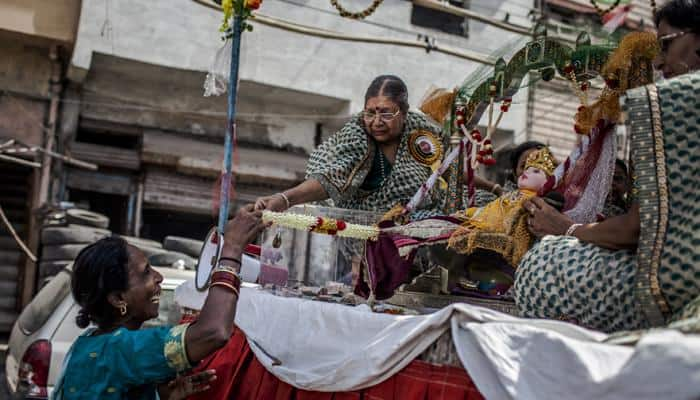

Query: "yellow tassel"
<box><xmin>574</xmin><ymin>32</ymin><xmax>658</xmax><ymax>135</ymax></box>
<box><xmin>419</xmin><ymin>88</ymin><xmax>456</xmax><ymax>124</ymax></box>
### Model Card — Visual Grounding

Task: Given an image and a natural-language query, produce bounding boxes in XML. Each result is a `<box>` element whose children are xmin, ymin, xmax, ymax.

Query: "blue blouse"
<box><xmin>52</xmin><ymin>324</ymin><xmax>191</xmax><ymax>399</ymax></box>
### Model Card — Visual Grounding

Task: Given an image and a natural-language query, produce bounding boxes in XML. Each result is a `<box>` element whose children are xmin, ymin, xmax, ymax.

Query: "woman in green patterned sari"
<box><xmin>254</xmin><ymin>75</ymin><xmax>446</xmax><ymax>217</ymax></box>
<box><xmin>514</xmin><ymin>0</ymin><xmax>700</xmax><ymax>332</ymax></box>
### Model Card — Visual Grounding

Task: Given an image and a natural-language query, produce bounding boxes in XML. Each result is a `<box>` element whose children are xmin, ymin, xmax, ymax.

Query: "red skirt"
<box><xmin>188</xmin><ymin>328</ymin><xmax>484</xmax><ymax>400</ymax></box>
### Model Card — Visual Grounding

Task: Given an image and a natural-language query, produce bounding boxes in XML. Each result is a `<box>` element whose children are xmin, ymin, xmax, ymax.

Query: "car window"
<box><xmin>17</xmin><ymin>267</ymin><xmax>72</xmax><ymax>335</ymax></box>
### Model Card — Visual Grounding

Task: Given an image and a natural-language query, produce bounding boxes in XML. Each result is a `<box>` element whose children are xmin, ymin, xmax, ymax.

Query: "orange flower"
<box><xmin>245</xmin><ymin>0</ymin><xmax>262</xmax><ymax>10</ymax></box>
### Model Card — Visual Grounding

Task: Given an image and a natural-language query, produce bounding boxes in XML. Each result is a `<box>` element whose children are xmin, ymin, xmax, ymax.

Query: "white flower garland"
<box><xmin>262</xmin><ymin>211</ymin><xmax>380</xmax><ymax>240</ymax></box>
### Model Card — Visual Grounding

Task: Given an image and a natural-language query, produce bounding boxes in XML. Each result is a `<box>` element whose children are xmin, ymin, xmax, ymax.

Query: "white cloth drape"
<box><xmin>177</xmin><ymin>282</ymin><xmax>700</xmax><ymax>399</ymax></box>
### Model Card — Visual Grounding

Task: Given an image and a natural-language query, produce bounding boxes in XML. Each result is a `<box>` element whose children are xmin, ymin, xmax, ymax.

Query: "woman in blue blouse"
<box><xmin>52</xmin><ymin>205</ymin><xmax>266</xmax><ymax>399</ymax></box>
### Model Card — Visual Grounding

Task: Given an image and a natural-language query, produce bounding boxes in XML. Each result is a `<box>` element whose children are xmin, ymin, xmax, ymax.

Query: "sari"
<box><xmin>514</xmin><ymin>71</ymin><xmax>700</xmax><ymax>332</ymax></box>
<box><xmin>52</xmin><ymin>324</ymin><xmax>191</xmax><ymax>399</ymax></box>
<box><xmin>306</xmin><ymin>111</ymin><xmax>446</xmax><ymax>216</ymax></box>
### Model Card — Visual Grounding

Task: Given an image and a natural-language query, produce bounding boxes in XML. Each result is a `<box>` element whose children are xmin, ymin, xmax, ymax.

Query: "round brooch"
<box><xmin>408</xmin><ymin>130</ymin><xmax>443</xmax><ymax>166</ymax></box>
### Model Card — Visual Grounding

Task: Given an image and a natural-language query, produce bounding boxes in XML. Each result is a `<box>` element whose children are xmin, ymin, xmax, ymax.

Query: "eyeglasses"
<box><xmin>657</xmin><ymin>31</ymin><xmax>689</xmax><ymax>55</ymax></box>
<box><xmin>362</xmin><ymin>109</ymin><xmax>401</xmax><ymax>122</ymax></box>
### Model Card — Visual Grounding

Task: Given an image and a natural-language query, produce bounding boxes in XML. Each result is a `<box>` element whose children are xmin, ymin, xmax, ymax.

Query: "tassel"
<box><xmin>419</xmin><ymin>87</ymin><xmax>456</xmax><ymax>124</ymax></box>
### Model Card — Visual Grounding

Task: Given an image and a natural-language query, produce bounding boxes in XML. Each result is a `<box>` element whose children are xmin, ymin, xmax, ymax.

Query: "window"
<box><xmin>411</xmin><ymin>0</ymin><xmax>471</xmax><ymax>38</ymax></box>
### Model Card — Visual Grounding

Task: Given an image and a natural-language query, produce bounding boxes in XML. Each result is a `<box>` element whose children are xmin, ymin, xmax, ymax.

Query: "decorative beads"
<box><xmin>589</xmin><ymin>0</ymin><xmax>621</xmax><ymax>17</ymax></box>
<box><xmin>330</xmin><ymin>0</ymin><xmax>384</xmax><ymax>19</ymax></box>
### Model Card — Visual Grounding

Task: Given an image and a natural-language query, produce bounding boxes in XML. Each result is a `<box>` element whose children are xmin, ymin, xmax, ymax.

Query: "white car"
<box><xmin>4</xmin><ymin>265</ymin><xmax>193</xmax><ymax>399</ymax></box>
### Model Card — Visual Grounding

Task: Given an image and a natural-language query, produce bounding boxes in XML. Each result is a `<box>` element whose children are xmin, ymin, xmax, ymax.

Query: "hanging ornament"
<box><xmin>500</xmin><ymin>98</ymin><xmax>512</xmax><ymax>113</ymax></box>
<box><xmin>564</xmin><ymin>63</ymin><xmax>590</xmax><ymax>112</ymax></box>
<box><xmin>589</xmin><ymin>0</ymin><xmax>622</xmax><ymax>16</ymax></box>
<box><xmin>272</xmin><ymin>227</ymin><xmax>283</xmax><ymax>248</ymax></box>
<box><xmin>330</xmin><ymin>0</ymin><xmax>384</xmax><ymax>19</ymax></box>
<box><xmin>471</xmin><ymin>129</ymin><xmax>483</xmax><ymax>141</ymax></box>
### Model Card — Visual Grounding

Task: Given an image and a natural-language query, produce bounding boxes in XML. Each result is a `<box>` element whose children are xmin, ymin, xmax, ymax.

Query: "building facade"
<box><xmin>0</xmin><ymin>0</ymin><xmax>82</xmax><ymax>328</ymax></box>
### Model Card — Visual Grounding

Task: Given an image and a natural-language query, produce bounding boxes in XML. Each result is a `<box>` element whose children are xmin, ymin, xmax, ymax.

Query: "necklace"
<box><xmin>379</xmin><ymin>150</ymin><xmax>387</xmax><ymax>181</ymax></box>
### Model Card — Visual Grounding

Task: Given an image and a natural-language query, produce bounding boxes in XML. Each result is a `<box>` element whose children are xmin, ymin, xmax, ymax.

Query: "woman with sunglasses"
<box><xmin>254</xmin><ymin>75</ymin><xmax>445</xmax><ymax>217</ymax></box>
<box><xmin>514</xmin><ymin>0</ymin><xmax>700</xmax><ymax>333</ymax></box>
<box><xmin>653</xmin><ymin>0</ymin><xmax>700</xmax><ymax>79</ymax></box>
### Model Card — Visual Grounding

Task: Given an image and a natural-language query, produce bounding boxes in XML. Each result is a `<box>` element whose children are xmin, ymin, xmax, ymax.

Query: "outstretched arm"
<box><xmin>183</xmin><ymin>205</ymin><xmax>266</xmax><ymax>363</ymax></box>
<box><xmin>254</xmin><ymin>179</ymin><xmax>328</xmax><ymax>211</ymax></box>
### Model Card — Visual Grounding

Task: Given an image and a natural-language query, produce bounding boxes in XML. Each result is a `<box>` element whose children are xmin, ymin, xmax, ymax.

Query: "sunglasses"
<box><xmin>657</xmin><ymin>30</ymin><xmax>689</xmax><ymax>54</ymax></box>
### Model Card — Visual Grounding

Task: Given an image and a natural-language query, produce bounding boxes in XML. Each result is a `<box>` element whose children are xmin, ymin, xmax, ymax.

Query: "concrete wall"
<box><xmin>70</xmin><ymin>0</ymin><xmax>535</xmax><ymax>148</ymax></box>
<box><xmin>0</xmin><ymin>32</ymin><xmax>54</xmax><ymax>146</ymax></box>
<box><xmin>0</xmin><ymin>0</ymin><xmax>81</xmax><ymax>44</ymax></box>
<box><xmin>0</xmin><ymin>33</ymin><xmax>53</xmax><ymax>97</ymax></box>
<box><xmin>0</xmin><ymin>95</ymin><xmax>46</xmax><ymax>147</ymax></box>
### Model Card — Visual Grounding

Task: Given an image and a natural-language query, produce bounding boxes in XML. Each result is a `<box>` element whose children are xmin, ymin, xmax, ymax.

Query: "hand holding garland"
<box><xmin>184</xmin><ymin>205</ymin><xmax>266</xmax><ymax>363</ymax></box>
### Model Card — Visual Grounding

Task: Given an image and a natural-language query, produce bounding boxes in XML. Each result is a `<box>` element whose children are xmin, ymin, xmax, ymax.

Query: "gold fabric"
<box><xmin>164</xmin><ymin>323</ymin><xmax>191</xmax><ymax>373</ymax></box>
<box><xmin>574</xmin><ymin>32</ymin><xmax>658</xmax><ymax>135</ymax></box>
<box><xmin>448</xmin><ymin>189</ymin><xmax>537</xmax><ymax>266</ymax></box>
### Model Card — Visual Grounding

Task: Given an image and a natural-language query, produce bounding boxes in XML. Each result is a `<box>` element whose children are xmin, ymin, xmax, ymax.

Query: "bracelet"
<box><xmin>210</xmin><ymin>281</ymin><xmax>240</xmax><ymax>297</ymax></box>
<box><xmin>212</xmin><ymin>266</ymin><xmax>242</xmax><ymax>281</ymax></box>
<box><xmin>491</xmin><ymin>183</ymin><xmax>502</xmax><ymax>194</ymax></box>
<box><xmin>212</xmin><ymin>271</ymin><xmax>241</xmax><ymax>291</ymax></box>
<box><xmin>278</xmin><ymin>192</ymin><xmax>291</xmax><ymax>209</ymax></box>
<box><xmin>218</xmin><ymin>256</ymin><xmax>241</xmax><ymax>265</ymax></box>
<box><xmin>212</xmin><ymin>265</ymin><xmax>241</xmax><ymax>280</ymax></box>
<box><xmin>565</xmin><ymin>223</ymin><xmax>583</xmax><ymax>237</ymax></box>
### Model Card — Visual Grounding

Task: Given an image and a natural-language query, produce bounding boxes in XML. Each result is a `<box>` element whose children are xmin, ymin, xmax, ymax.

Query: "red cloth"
<box><xmin>189</xmin><ymin>328</ymin><xmax>484</xmax><ymax>400</ymax></box>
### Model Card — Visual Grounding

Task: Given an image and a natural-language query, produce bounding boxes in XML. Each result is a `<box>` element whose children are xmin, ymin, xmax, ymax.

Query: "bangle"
<box><xmin>212</xmin><ymin>266</ymin><xmax>241</xmax><ymax>280</ymax></box>
<box><xmin>212</xmin><ymin>276</ymin><xmax>241</xmax><ymax>292</ymax></box>
<box><xmin>210</xmin><ymin>281</ymin><xmax>240</xmax><ymax>297</ymax></box>
<box><xmin>278</xmin><ymin>192</ymin><xmax>291</xmax><ymax>209</ymax></box>
<box><xmin>219</xmin><ymin>257</ymin><xmax>241</xmax><ymax>265</ymax></box>
<box><xmin>212</xmin><ymin>271</ymin><xmax>241</xmax><ymax>291</ymax></box>
<box><xmin>565</xmin><ymin>223</ymin><xmax>583</xmax><ymax>237</ymax></box>
<box><xmin>213</xmin><ymin>265</ymin><xmax>241</xmax><ymax>279</ymax></box>
<box><xmin>491</xmin><ymin>183</ymin><xmax>502</xmax><ymax>194</ymax></box>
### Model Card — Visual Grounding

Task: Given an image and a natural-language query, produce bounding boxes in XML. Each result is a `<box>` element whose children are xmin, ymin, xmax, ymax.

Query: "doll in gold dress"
<box><xmin>361</xmin><ymin>147</ymin><xmax>556</xmax><ymax>300</ymax></box>
<box><xmin>446</xmin><ymin>147</ymin><xmax>557</xmax><ymax>267</ymax></box>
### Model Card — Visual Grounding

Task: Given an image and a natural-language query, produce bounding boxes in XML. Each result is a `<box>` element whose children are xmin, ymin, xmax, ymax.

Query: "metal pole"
<box><xmin>217</xmin><ymin>16</ymin><xmax>244</xmax><ymax>235</ymax></box>
<box><xmin>38</xmin><ymin>46</ymin><xmax>62</xmax><ymax>206</ymax></box>
<box><xmin>134</xmin><ymin>180</ymin><xmax>144</xmax><ymax>237</ymax></box>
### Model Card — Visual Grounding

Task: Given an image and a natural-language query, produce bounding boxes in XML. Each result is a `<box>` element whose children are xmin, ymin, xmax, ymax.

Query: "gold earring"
<box><xmin>119</xmin><ymin>303</ymin><xmax>127</xmax><ymax>316</ymax></box>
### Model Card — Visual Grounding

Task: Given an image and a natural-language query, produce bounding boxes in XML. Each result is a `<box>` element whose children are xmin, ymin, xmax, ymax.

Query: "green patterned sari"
<box><xmin>513</xmin><ymin>71</ymin><xmax>700</xmax><ymax>332</ymax></box>
<box><xmin>305</xmin><ymin>111</ymin><xmax>446</xmax><ymax>216</ymax></box>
